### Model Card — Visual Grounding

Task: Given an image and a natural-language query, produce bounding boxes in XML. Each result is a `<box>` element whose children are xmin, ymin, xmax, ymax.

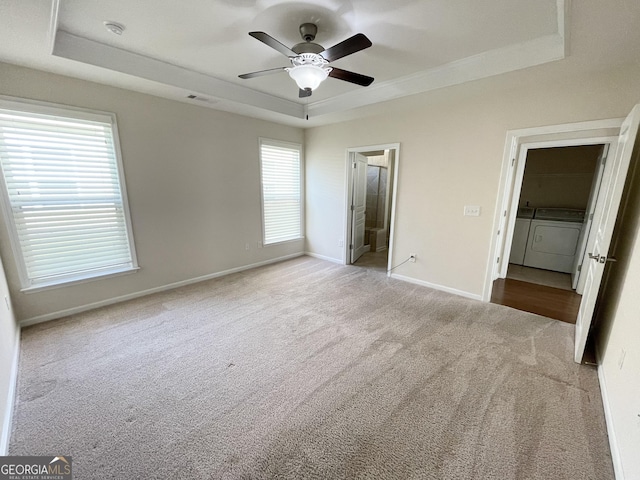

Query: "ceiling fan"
<box><xmin>239</xmin><ymin>23</ymin><xmax>374</xmax><ymax>98</ymax></box>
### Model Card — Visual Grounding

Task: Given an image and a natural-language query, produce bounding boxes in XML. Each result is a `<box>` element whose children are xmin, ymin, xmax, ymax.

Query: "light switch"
<box><xmin>464</xmin><ymin>205</ymin><xmax>481</xmax><ymax>217</ymax></box>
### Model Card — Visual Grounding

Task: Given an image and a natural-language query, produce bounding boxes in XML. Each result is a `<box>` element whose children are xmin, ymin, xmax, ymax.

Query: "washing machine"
<box><xmin>509</xmin><ymin>207</ymin><xmax>535</xmax><ymax>265</ymax></box>
<box><xmin>523</xmin><ymin>208</ymin><xmax>585</xmax><ymax>273</ymax></box>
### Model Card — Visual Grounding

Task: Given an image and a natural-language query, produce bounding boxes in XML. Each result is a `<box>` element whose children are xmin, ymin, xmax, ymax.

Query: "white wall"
<box><xmin>595</xmin><ymin>138</ymin><xmax>640</xmax><ymax>479</ymax></box>
<box><xmin>0</xmin><ymin>62</ymin><xmax>304</xmax><ymax>322</ymax></box>
<box><xmin>0</xmin><ymin>254</ymin><xmax>18</xmax><ymax>454</ymax></box>
<box><xmin>599</xmin><ymin>228</ymin><xmax>640</xmax><ymax>479</ymax></box>
<box><xmin>305</xmin><ymin>62</ymin><xmax>640</xmax><ymax>298</ymax></box>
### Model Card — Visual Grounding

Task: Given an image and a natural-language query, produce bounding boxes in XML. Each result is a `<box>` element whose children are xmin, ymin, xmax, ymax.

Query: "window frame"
<box><xmin>0</xmin><ymin>95</ymin><xmax>139</xmax><ymax>292</ymax></box>
<box><xmin>258</xmin><ymin>138</ymin><xmax>304</xmax><ymax>246</ymax></box>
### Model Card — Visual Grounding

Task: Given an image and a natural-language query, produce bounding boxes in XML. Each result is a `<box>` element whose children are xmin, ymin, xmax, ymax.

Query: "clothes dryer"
<box><xmin>523</xmin><ymin>208</ymin><xmax>585</xmax><ymax>273</ymax></box>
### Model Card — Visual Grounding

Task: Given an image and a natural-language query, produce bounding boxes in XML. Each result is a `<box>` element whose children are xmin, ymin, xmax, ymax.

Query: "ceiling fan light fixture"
<box><xmin>286</xmin><ymin>64</ymin><xmax>330</xmax><ymax>91</ymax></box>
<box><xmin>239</xmin><ymin>27</ymin><xmax>374</xmax><ymax>97</ymax></box>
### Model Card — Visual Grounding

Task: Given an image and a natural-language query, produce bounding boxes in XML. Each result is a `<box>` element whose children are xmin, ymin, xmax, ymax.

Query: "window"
<box><xmin>259</xmin><ymin>139</ymin><xmax>303</xmax><ymax>245</ymax></box>
<box><xmin>0</xmin><ymin>97</ymin><xmax>138</xmax><ymax>291</ymax></box>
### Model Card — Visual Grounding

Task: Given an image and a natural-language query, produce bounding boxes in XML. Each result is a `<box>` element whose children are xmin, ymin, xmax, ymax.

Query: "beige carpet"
<box><xmin>9</xmin><ymin>257</ymin><xmax>613</xmax><ymax>479</ymax></box>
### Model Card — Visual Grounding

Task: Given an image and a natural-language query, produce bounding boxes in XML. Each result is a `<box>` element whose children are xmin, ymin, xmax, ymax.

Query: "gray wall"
<box><xmin>0</xmin><ymin>62</ymin><xmax>304</xmax><ymax>322</ymax></box>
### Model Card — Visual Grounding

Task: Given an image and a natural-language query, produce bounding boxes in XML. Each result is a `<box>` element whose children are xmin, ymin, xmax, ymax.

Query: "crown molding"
<box><xmin>49</xmin><ymin>0</ymin><xmax>568</xmax><ymax>123</ymax></box>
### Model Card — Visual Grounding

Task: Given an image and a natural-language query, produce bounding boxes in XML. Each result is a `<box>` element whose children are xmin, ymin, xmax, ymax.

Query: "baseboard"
<box><xmin>20</xmin><ymin>253</ymin><xmax>305</xmax><ymax>327</ymax></box>
<box><xmin>0</xmin><ymin>326</ymin><xmax>20</xmax><ymax>455</ymax></box>
<box><xmin>390</xmin><ymin>274</ymin><xmax>483</xmax><ymax>301</ymax></box>
<box><xmin>376</xmin><ymin>246</ymin><xmax>388</xmax><ymax>253</ymax></box>
<box><xmin>597</xmin><ymin>364</ymin><xmax>624</xmax><ymax>480</ymax></box>
<box><xmin>304</xmin><ymin>252</ymin><xmax>343</xmax><ymax>265</ymax></box>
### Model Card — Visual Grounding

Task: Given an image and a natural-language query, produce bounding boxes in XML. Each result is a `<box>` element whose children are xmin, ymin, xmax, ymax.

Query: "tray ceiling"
<box><xmin>1</xmin><ymin>0</ymin><xmax>568</xmax><ymax>126</ymax></box>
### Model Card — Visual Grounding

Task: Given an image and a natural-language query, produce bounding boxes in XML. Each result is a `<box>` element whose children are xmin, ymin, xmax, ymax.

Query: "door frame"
<box><xmin>483</xmin><ymin>118</ymin><xmax>624</xmax><ymax>302</ymax></box>
<box><xmin>499</xmin><ymin>137</ymin><xmax>617</xmax><ymax>279</ymax></box>
<box><xmin>344</xmin><ymin>143</ymin><xmax>400</xmax><ymax>275</ymax></box>
<box><xmin>350</xmin><ymin>152</ymin><xmax>369</xmax><ymax>263</ymax></box>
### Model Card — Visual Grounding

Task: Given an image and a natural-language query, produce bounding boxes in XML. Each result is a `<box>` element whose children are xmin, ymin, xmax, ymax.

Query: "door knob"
<box><xmin>588</xmin><ymin>253</ymin><xmax>600</xmax><ymax>261</ymax></box>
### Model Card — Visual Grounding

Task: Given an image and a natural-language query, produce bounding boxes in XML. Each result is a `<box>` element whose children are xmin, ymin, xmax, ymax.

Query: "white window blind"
<box><xmin>259</xmin><ymin>139</ymin><xmax>302</xmax><ymax>245</ymax></box>
<box><xmin>0</xmin><ymin>99</ymin><xmax>137</xmax><ymax>289</ymax></box>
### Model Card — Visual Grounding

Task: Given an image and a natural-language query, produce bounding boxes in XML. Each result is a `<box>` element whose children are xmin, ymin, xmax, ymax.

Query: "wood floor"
<box><xmin>491</xmin><ymin>278</ymin><xmax>582</xmax><ymax>324</ymax></box>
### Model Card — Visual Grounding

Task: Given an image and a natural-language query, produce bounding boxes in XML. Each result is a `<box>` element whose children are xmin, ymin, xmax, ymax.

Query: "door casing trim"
<box><xmin>344</xmin><ymin>143</ymin><xmax>401</xmax><ymax>275</ymax></box>
<box><xmin>484</xmin><ymin>118</ymin><xmax>624</xmax><ymax>302</ymax></box>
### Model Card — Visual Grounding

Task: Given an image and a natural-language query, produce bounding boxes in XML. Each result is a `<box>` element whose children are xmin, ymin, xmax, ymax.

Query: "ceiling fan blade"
<box><xmin>239</xmin><ymin>67</ymin><xmax>287</xmax><ymax>79</ymax></box>
<box><xmin>249</xmin><ymin>32</ymin><xmax>297</xmax><ymax>57</ymax></box>
<box><xmin>299</xmin><ymin>88</ymin><xmax>312</xmax><ymax>98</ymax></box>
<box><xmin>328</xmin><ymin>68</ymin><xmax>374</xmax><ymax>87</ymax></box>
<box><xmin>320</xmin><ymin>33</ymin><xmax>372</xmax><ymax>62</ymax></box>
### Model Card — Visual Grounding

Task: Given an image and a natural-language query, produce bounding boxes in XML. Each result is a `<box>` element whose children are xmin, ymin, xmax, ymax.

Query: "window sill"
<box><xmin>20</xmin><ymin>266</ymin><xmax>140</xmax><ymax>294</ymax></box>
<box><xmin>263</xmin><ymin>236</ymin><xmax>305</xmax><ymax>247</ymax></box>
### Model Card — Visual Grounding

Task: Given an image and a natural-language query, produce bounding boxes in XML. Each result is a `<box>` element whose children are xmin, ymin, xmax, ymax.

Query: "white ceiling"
<box><xmin>0</xmin><ymin>0</ymin><xmax>638</xmax><ymax>127</ymax></box>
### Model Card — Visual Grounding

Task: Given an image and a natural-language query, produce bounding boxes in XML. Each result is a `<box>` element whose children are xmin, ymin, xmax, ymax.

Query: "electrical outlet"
<box><xmin>464</xmin><ymin>205</ymin><xmax>481</xmax><ymax>217</ymax></box>
<box><xmin>338</xmin><ymin>239</ymin><xmax>344</xmax><ymax>247</ymax></box>
<box><xmin>409</xmin><ymin>253</ymin><xmax>416</xmax><ymax>263</ymax></box>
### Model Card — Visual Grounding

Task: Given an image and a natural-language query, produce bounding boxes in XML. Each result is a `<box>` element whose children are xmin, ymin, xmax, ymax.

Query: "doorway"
<box><xmin>344</xmin><ymin>144</ymin><xmax>400</xmax><ymax>274</ymax></box>
<box><xmin>491</xmin><ymin>144</ymin><xmax>607</xmax><ymax>324</ymax></box>
<box><xmin>486</xmin><ymin>107</ymin><xmax>640</xmax><ymax>363</ymax></box>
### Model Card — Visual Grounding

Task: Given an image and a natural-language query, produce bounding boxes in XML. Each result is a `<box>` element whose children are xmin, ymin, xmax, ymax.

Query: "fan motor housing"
<box><xmin>292</xmin><ymin>42</ymin><xmax>324</xmax><ymax>54</ymax></box>
<box><xmin>292</xmin><ymin>23</ymin><xmax>324</xmax><ymax>54</ymax></box>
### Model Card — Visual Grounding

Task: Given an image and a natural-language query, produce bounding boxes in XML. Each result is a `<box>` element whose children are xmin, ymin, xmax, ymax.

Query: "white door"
<box><xmin>351</xmin><ymin>153</ymin><xmax>369</xmax><ymax>263</ymax></box>
<box><xmin>572</xmin><ymin>144</ymin><xmax>609</xmax><ymax>291</ymax></box>
<box><xmin>574</xmin><ymin>105</ymin><xmax>640</xmax><ymax>363</ymax></box>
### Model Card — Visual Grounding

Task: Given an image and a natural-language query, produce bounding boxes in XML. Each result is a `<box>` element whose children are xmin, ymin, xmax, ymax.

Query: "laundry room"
<box><xmin>507</xmin><ymin>144</ymin><xmax>605</xmax><ymax>293</ymax></box>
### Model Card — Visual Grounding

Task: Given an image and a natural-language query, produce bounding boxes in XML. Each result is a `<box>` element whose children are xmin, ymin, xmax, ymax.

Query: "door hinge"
<box><xmin>511</xmin><ymin>158</ymin><xmax>515</xmax><ymax>167</ymax></box>
<box><xmin>503</xmin><ymin>210</ymin><xmax>507</xmax><ymax>217</ymax></box>
<box><xmin>497</xmin><ymin>229</ymin><xmax>501</xmax><ymax>236</ymax></box>
<box><xmin>349</xmin><ymin>244</ymin><xmax>354</xmax><ymax>250</ymax></box>
<box><xmin>352</xmin><ymin>162</ymin><xmax>357</xmax><ymax>169</ymax></box>
<box><xmin>496</xmin><ymin>256</ymin><xmax>500</xmax><ymax>264</ymax></box>
<box><xmin>577</xmin><ymin>264</ymin><xmax>582</xmax><ymax>272</ymax></box>
<box><xmin>351</xmin><ymin>205</ymin><xmax>355</xmax><ymax>211</ymax></box>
